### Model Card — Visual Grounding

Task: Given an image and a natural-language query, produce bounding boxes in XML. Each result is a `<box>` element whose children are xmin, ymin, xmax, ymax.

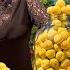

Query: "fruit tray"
<box><xmin>33</xmin><ymin>0</ymin><xmax>70</xmax><ymax>70</ymax></box>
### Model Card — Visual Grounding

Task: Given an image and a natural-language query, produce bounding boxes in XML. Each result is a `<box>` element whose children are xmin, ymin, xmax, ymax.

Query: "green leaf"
<box><xmin>40</xmin><ymin>0</ymin><xmax>56</xmax><ymax>6</ymax></box>
<box><xmin>40</xmin><ymin>0</ymin><xmax>48</xmax><ymax>5</ymax></box>
<box><xmin>65</xmin><ymin>0</ymin><xmax>70</xmax><ymax>4</ymax></box>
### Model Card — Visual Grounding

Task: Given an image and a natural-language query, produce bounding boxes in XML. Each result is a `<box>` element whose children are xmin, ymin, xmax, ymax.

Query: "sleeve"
<box><xmin>26</xmin><ymin>0</ymin><xmax>49</xmax><ymax>27</ymax></box>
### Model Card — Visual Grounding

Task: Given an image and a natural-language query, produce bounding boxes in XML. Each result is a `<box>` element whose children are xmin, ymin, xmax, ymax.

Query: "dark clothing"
<box><xmin>0</xmin><ymin>0</ymin><xmax>48</xmax><ymax>70</ymax></box>
<box><xmin>0</xmin><ymin>0</ymin><xmax>33</xmax><ymax>70</ymax></box>
<box><xmin>0</xmin><ymin>34</ymin><xmax>32</xmax><ymax>70</ymax></box>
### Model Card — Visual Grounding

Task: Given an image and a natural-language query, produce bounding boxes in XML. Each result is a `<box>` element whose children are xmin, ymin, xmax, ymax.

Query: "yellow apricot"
<box><xmin>56</xmin><ymin>51</ymin><xmax>65</xmax><ymax>62</ymax></box>
<box><xmin>46</xmin><ymin>49</ymin><xmax>56</xmax><ymax>59</ymax></box>
<box><xmin>36</xmin><ymin>58</ymin><xmax>42</xmax><ymax>67</ymax></box>
<box><xmin>41</xmin><ymin>59</ymin><xmax>50</xmax><ymax>69</ymax></box>
<box><xmin>46</xmin><ymin>68</ymin><xmax>54</xmax><ymax>70</ymax></box>
<box><xmin>42</xmin><ymin>40</ymin><xmax>53</xmax><ymax>50</ymax></box>
<box><xmin>54</xmin><ymin>44</ymin><xmax>61</xmax><ymax>51</ymax></box>
<box><xmin>61</xmin><ymin>40</ymin><xmax>70</xmax><ymax>50</ymax></box>
<box><xmin>58</xmin><ymin>27</ymin><xmax>67</xmax><ymax>33</ymax></box>
<box><xmin>54</xmin><ymin>34</ymin><xmax>63</xmax><ymax>44</ymax></box>
<box><xmin>67</xmin><ymin>67</ymin><xmax>70</xmax><ymax>70</ymax></box>
<box><xmin>48</xmin><ymin>28</ymin><xmax>57</xmax><ymax>41</ymax></box>
<box><xmin>55</xmin><ymin>0</ymin><xmax>65</xmax><ymax>8</ymax></box>
<box><xmin>52</xmin><ymin>19</ymin><xmax>61</xmax><ymax>29</ymax></box>
<box><xmin>38</xmin><ymin>67</ymin><xmax>44</xmax><ymax>70</ymax></box>
<box><xmin>61</xmin><ymin>59</ymin><xmax>70</xmax><ymax>68</ymax></box>
<box><xmin>50</xmin><ymin>58</ymin><xmax>59</xmax><ymax>68</ymax></box>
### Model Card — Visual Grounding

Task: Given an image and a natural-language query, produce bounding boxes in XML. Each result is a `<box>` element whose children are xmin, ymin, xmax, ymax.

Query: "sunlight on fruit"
<box><xmin>33</xmin><ymin>0</ymin><xmax>70</xmax><ymax>70</ymax></box>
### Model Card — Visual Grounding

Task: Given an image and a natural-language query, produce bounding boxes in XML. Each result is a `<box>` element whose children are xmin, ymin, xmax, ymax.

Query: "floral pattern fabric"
<box><xmin>26</xmin><ymin>0</ymin><xmax>49</xmax><ymax>27</ymax></box>
<box><xmin>0</xmin><ymin>0</ymin><xmax>48</xmax><ymax>30</ymax></box>
<box><xmin>0</xmin><ymin>0</ymin><xmax>19</xmax><ymax>39</ymax></box>
<box><xmin>0</xmin><ymin>0</ymin><xmax>18</xmax><ymax>26</ymax></box>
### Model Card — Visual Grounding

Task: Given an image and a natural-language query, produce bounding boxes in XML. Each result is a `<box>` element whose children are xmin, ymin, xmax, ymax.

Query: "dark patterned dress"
<box><xmin>27</xmin><ymin>0</ymin><xmax>48</xmax><ymax>27</ymax></box>
<box><xmin>0</xmin><ymin>0</ymin><xmax>48</xmax><ymax>70</ymax></box>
